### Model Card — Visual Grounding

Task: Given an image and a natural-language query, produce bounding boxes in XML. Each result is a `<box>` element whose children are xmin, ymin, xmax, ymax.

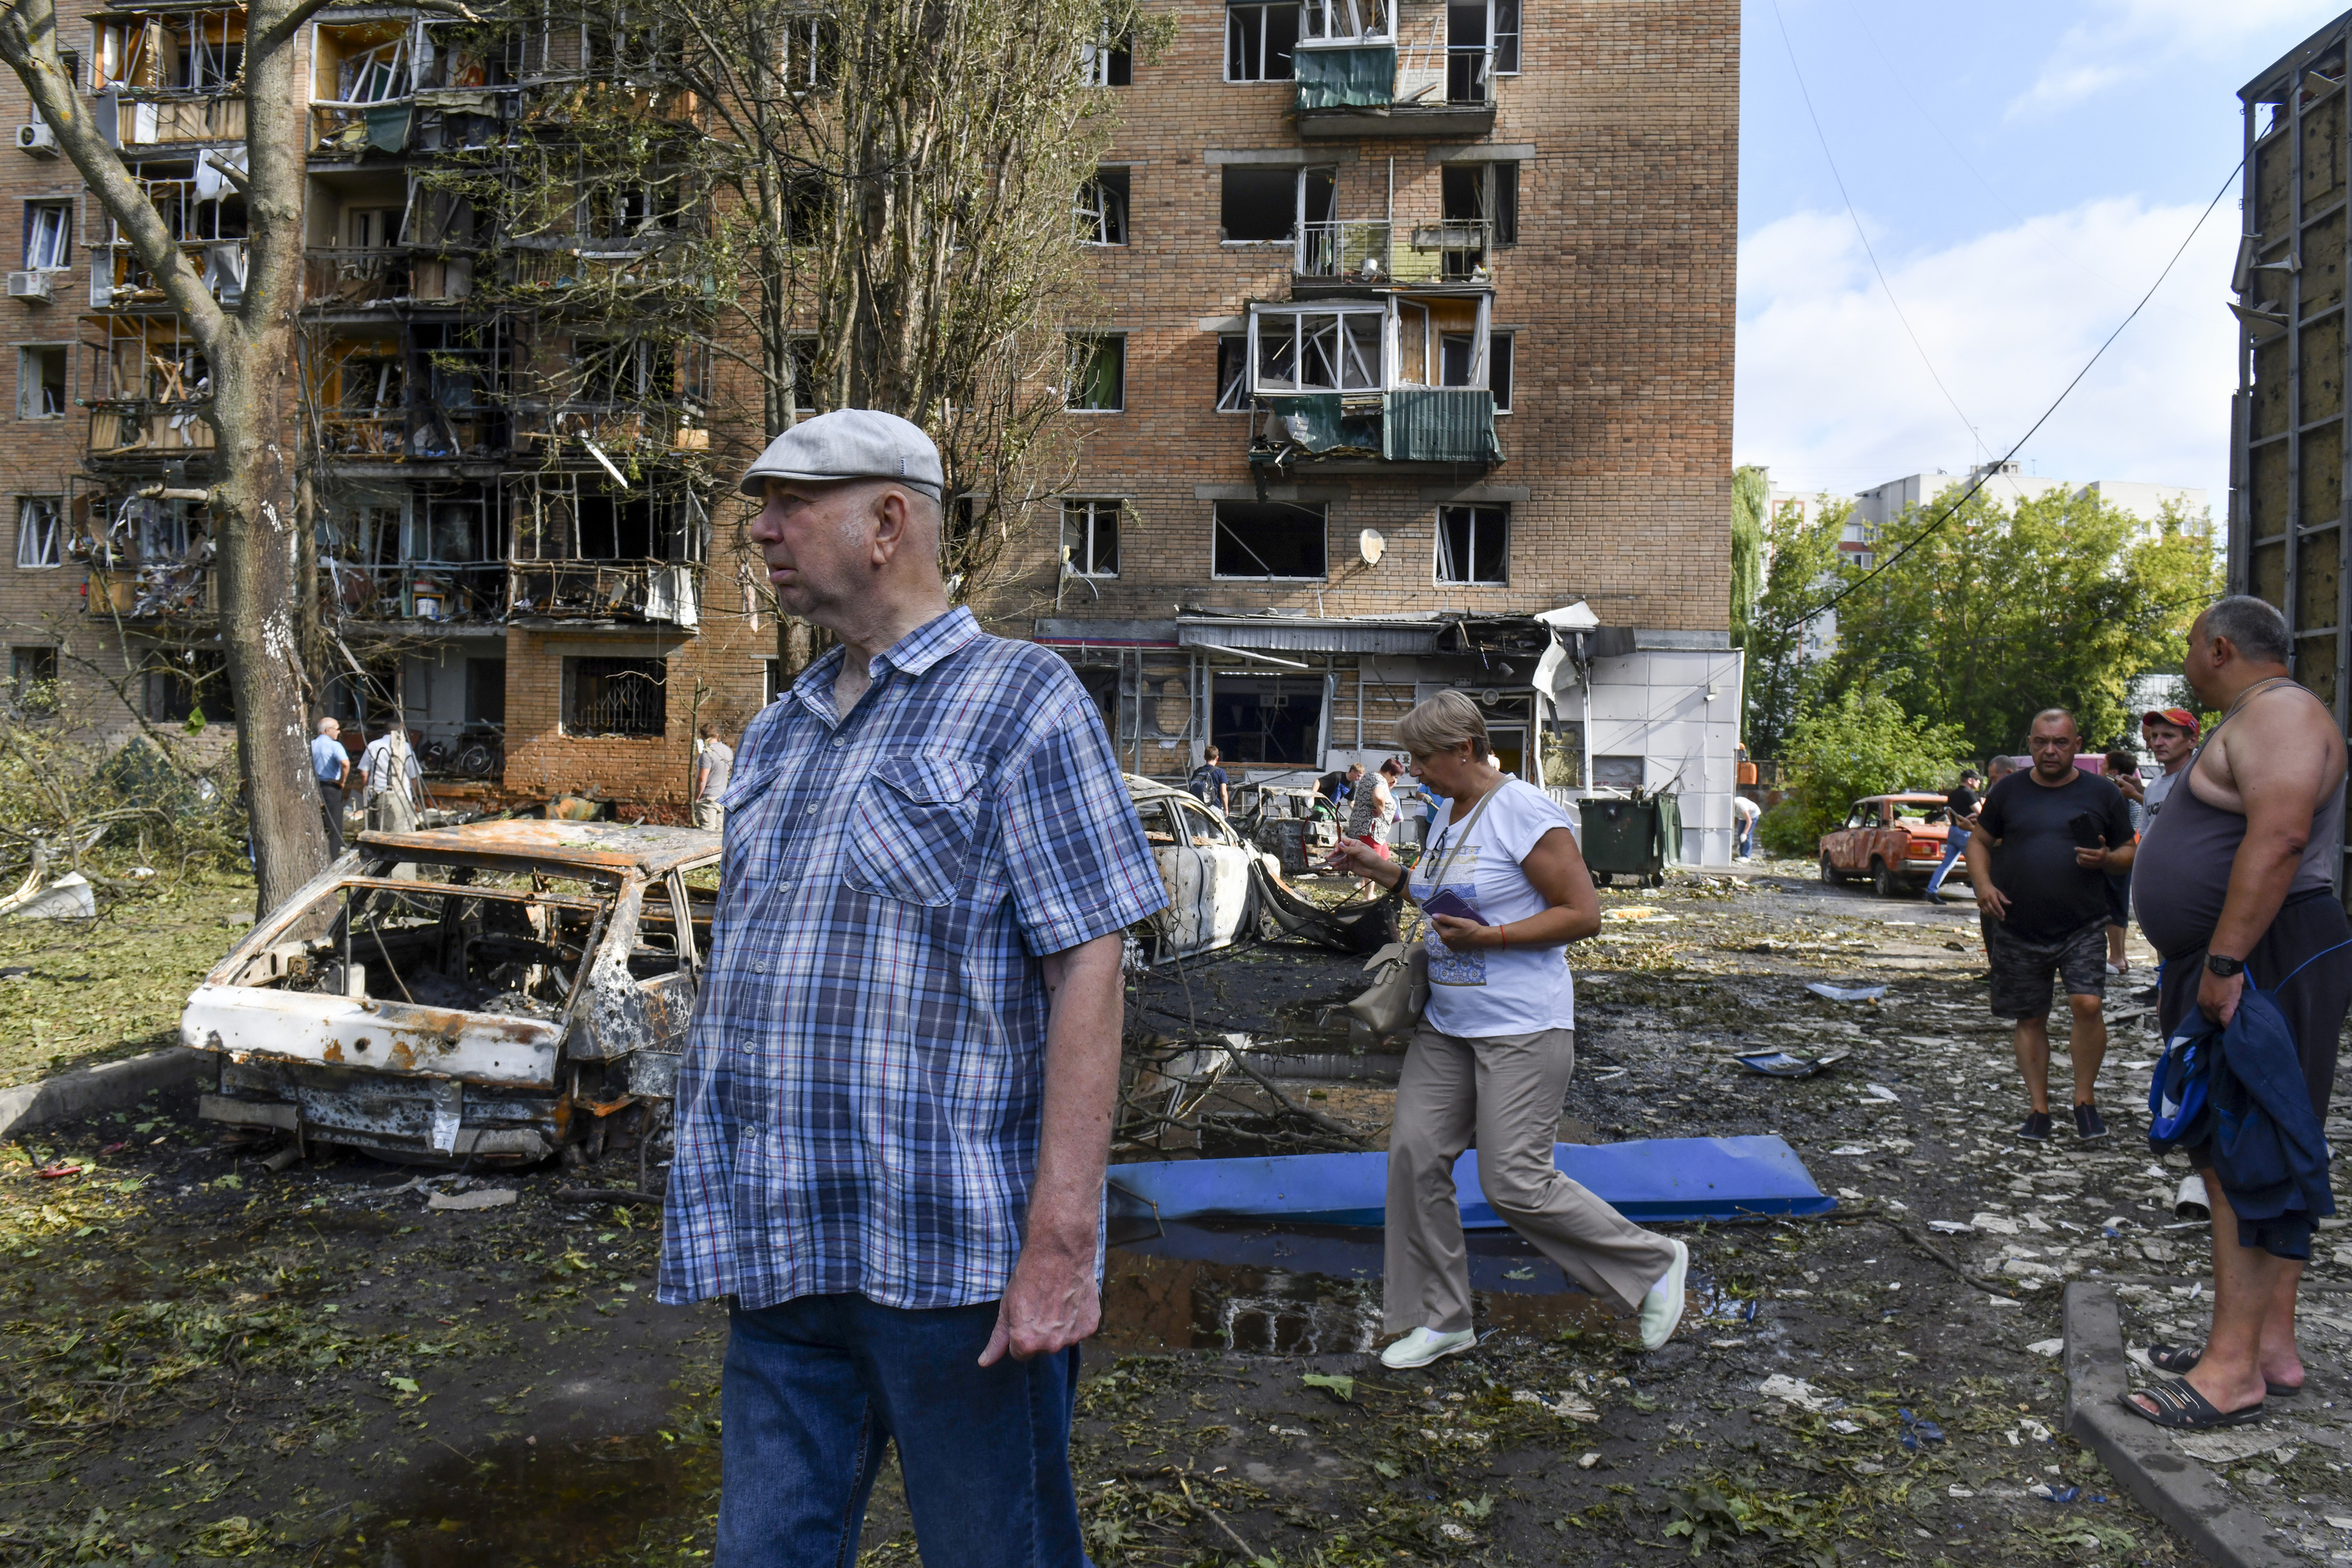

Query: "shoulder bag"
<box><xmin>1344</xmin><ymin>784</ymin><xmax>1501</xmax><ymax>1038</ymax></box>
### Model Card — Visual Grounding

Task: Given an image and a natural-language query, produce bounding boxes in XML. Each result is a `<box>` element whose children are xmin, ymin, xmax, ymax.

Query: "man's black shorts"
<box><xmin>1983</xmin><ymin>916</ymin><xmax>2108</xmax><ymax>1020</ymax></box>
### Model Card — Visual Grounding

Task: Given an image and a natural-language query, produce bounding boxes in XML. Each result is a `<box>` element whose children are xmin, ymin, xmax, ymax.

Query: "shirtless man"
<box><xmin>2125</xmin><ymin>596</ymin><xmax>2352</xmax><ymax>1430</ymax></box>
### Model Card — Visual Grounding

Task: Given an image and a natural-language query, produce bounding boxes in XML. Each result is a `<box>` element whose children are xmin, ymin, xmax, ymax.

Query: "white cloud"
<box><xmin>1735</xmin><ymin>195</ymin><xmax>2239</xmax><ymax>510</ymax></box>
<box><xmin>2013</xmin><ymin>0</ymin><xmax>2344</xmax><ymax>116</ymax></box>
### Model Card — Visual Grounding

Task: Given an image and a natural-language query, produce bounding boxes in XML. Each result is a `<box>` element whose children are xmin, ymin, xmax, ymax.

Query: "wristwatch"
<box><xmin>2205</xmin><ymin>953</ymin><xmax>2246</xmax><ymax>978</ymax></box>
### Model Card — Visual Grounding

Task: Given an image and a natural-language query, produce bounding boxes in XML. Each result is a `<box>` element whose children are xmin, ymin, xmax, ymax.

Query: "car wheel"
<box><xmin>1819</xmin><ymin>853</ymin><xmax>1839</xmax><ymax>884</ymax></box>
<box><xmin>1871</xmin><ymin>859</ymin><xmax>1895</xmax><ymax>898</ymax></box>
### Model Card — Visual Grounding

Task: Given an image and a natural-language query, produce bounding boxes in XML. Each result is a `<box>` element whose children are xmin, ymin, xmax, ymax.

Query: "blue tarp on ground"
<box><xmin>1105</xmin><ymin>1135</ymin><xmax>1832</xmax><ymax>1229</ymax></box>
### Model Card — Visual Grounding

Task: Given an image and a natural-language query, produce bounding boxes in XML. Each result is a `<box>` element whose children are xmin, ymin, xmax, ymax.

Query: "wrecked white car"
<box><xmin>183</xmin><ymin>822</ymin><xmax>717</xmax><ymax>1165</ymax></box>
<box><xmin>1126</xmin><ymin>774</ymin><xmax>1279</xmax><ymax>963</ymax></box>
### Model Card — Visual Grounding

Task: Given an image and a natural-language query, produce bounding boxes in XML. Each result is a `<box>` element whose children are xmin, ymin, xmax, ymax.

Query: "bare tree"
<box><xmin>652</xmin><ymin>0</ymin><xmax>1165</xmax><ymax>668</ymax></box>
<box><xmin>0</xmin><ymin>0</ymin><xmax>388</xmax><ymax>907</ymax></box>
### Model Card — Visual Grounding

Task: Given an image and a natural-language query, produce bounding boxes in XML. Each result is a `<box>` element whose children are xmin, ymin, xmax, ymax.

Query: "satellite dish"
<box><xmin>1358</xmin><ymin>528</ymin><xmax>1386</xmax><ymax>565</ymax></box>
<box><xmin>1478</xmin><ymin>688</ymin><xmax>1500</xmax><ymax>706</ymax></box>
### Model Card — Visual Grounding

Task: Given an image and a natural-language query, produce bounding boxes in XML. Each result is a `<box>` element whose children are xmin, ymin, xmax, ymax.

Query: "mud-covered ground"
<box><xmin>4</xmin><ymin>863</ymin><xmax>2349</xmax><ymax>1565</ymax></box>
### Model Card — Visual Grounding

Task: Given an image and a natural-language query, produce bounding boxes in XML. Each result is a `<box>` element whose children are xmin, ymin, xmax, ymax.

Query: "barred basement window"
<box><xmin>564</xmin><ymin>657</ymin><xmax>667</xmax><ymax>737</ymax></box>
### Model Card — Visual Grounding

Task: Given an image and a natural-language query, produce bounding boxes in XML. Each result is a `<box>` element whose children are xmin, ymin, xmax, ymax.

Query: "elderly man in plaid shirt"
<box><xmin>658</xmin><ymin>410</ymin><xmax>1167</xmax><ymax>1566</ymax></box>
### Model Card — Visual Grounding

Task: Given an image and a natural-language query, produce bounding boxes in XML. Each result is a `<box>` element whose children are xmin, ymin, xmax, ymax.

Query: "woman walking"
<box><xmin>1330</xmin><ymin>693</ymin><xmax>1690</xmax><ymax>1367</ymax></box>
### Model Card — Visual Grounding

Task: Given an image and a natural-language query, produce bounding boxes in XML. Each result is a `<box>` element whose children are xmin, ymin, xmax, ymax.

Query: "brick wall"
<box><xmin>973</xmin><ymin>0</ymin><xmax>1740</xmax><ymax>637</ymax></box>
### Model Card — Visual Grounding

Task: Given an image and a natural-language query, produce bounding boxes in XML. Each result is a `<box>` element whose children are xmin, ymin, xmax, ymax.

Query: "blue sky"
<box><xmin>1736</xmin><ymin>0</ymin><xmax>2349</xmax><ymax>514</ymax></box>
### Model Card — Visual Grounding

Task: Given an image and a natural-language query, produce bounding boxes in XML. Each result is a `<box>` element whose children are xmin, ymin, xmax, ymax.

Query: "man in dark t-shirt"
<box><xmin>1965</xmin><ymin>709</ymin><xmax>2138</xmax><ymax>1143</ymax></box>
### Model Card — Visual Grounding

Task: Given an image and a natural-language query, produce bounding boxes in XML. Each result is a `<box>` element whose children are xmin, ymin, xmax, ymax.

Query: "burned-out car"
<box><xmin>1126</xmin><ymin>773</ymin><xmax>1279</xmax><ymax>962</ymax></box>
<box><xmin>183</xmin><ymin>822</ymin><xmax>717</xmax><ymax>1165</ymax></box>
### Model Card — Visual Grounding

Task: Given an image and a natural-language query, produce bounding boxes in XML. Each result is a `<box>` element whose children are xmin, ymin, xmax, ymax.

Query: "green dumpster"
<box><xmin>1579</xmin><ymin>794</ymin><xmax>1680</xmax><ymax>887</ymax></box>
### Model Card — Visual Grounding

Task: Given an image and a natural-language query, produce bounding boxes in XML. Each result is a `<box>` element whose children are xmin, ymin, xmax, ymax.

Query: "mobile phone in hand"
<box><xmin>1423</xmin><ymin>887</ymin><xmax>1486</xmax><ymax>925</ymax></box>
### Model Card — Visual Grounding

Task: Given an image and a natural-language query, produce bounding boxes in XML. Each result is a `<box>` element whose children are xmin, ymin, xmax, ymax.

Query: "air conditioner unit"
<box><xmin>6</xmin><ymin>272</ymin><xmax>54</xmax><ymax>303</ymax></box>
<box><xmin>15</xmin><ymin>122</ymin><xmax>56</xmax><ymax>156</ymax></box>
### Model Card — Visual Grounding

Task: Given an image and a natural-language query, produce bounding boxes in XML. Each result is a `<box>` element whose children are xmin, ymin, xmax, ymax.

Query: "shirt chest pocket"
<box><xmin>844</xmin><ymin>755</ymin><xmax>984</xmax><ymax>907</ymax></box>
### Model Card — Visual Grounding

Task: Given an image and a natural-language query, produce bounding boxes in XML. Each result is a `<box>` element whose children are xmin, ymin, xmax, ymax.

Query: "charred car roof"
<box><xmin>354</xmin><ymin>820</ymin><xmax>720</xmax><ymax>878</ymax></box>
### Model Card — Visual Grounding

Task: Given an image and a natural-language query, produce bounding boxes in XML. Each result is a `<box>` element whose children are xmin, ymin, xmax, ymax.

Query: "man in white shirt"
<box><xmin>358</xmin><ymin>719</ymin><xmax>421</xmax><ymax>834</ymax></box>
<box><xmin>309</xmin><ymin>717</ymin><xmax>350</xmax><ymax>857</ymax></box>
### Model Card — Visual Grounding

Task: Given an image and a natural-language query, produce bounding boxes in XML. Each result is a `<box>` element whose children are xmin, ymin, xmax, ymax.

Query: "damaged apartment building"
<box><xmin>1005</xmin><ymin>0</ymin><xmax>1746</xmax><ymax>862</ymax></box>
<box><xmin>0</xmin><ymin>0</ymin><xmax>767</xmax><ymax>812</ymax></box>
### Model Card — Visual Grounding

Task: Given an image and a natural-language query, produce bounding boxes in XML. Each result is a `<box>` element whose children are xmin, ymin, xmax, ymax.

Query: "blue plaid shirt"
<box><xmin>656</xmin><ymin>607</ymin><xmax>1166</xmax><ymax>1311</ymax></box>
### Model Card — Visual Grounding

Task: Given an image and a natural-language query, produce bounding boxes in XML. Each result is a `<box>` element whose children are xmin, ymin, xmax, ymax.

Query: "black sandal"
<box><xmin>2147</xmin><ymin>1343</ymin><xmax>2302</xmax><ymax>1398</ymax></box>
<box><xmin>2119</xmin><ymin>1377</ymin><xmax>2265</xmax><ymax>1430</ymax></box>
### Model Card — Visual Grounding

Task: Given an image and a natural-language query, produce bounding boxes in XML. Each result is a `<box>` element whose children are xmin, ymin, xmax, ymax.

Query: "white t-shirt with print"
<box><xmin>1407</xmin><ymin>778</ymin><xmax>1579</xmax><ymax>1036</ymax></box>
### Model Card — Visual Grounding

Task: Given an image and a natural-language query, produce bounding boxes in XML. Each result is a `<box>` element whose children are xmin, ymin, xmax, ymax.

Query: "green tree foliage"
<box><xmin>1742</xmin><ymin>495</ymin><xmax>1848</xmax><ymax>758</ymax></box>
<box><xmin>1730</xmin><ymin>466</ymin><xmax>1767</xmax><ymax>648</ymax></box>
<box><xmin>1826</xmin><ymin>486</ymin><xmax>2220</xmax><ymax>756</ymax></box>
<box><xmin>1759</xmin><ymin>683</ymin><xmax>1968</xmax><ymax>857</ymax></box>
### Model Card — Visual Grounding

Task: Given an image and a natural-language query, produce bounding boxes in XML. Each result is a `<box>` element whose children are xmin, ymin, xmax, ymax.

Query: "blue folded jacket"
<box><xmin>2150</xmin><ymin>989</ymin><xmax>2335</xmax><ymax>1259</ymax></box>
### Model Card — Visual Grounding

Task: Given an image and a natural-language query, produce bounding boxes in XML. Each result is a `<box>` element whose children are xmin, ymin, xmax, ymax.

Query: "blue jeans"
<box><xmin>716</xmin><ymin>1294</ymin><xmax>1091</xmax><ymax>1568</ymax></box>
<box><xmin>1926</xmin><ymin>828</ymin><xmax>1969</xmax><ymax>898</ymax></box>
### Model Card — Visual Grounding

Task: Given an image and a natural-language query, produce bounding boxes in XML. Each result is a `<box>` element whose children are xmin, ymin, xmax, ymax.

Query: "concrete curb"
<box><xmin>2063</xmin><ymin>1282</ymin><xmax>2301</xmax><ymax>1568</ymax></box>
<box><xmin>0</xmin><ymin>1048</ymin><xmax>208</xmax><ymax>1142</ymax></box>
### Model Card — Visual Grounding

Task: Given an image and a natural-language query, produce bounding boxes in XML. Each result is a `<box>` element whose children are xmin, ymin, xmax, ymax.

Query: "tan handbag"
<box><xmin>1342</xmin><ymin>786</ymin><xmax>1498</xmax><ymax>1037</ymax></box>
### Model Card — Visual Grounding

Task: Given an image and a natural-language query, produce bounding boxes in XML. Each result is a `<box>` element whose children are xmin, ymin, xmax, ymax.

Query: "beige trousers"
<box><xmin>691</xmin><ymin>799</ymin><xmax>725</xmax><ymax>832</ymax></box>
<box><xmin>1385</xmin><ymin>1024</ymin><xmax>1678</xmax><ymax>1332</ymax></box>
<box><xmin>366</xmin><ymin>789</ymin><xmax>416</xmax><ymax>835</ymax></box>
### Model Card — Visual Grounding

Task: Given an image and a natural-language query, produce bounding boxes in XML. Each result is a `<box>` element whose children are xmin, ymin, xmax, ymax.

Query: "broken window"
<box><xmin>1216</xmin><ymin>335</ymin><xmax>1250</xmax><ymax>410</ymax></box>
<box><xmin>1490</xmin><ymin>332</ymin><xmax>1513</xmax><ymax>410</ymax></box>
<box><xmin>1251</xmin><ymin>306</ymin><xmax>1380</xmax><ymax>394</ymax></box>
<box><xmin>413</xmin><ymin>498</ymin><xmax>490</xmax><ymax>563</ymax></box>
<box><xmin>1066</xmin><ymin>335</ymin><xmax>1124</xmax><ymax>411</ymax></box>
<box><xmin>1300</xmin><ymin>0</ymin><xmax>1392</xmax><ymax>40</ymax></box>
<box><xmin>564</xmin><ymin>656</ymin><xmax>666</xmax><ymax>737</ymax></box>
<box><xmin>347</xmin><ymin>204</ymin><xmax>403</xmax><ymax>249</ymax></box>
<box><xmin>576</xmin><ymin>337</ymin><xmax>676</xmax><ymax>405</ymax></box>
<box><xmin>8</xmin><ymin>646</ymin><xmax>57</xmax><ymax>714</ymax></box>
<box><xmin>1492</xmin><ymin>0</ymin><xmax>1520</xmax><ymax>73</ymax></box>
<box><xmin>23</xmin><ymin>203</ymin><xmax>68</xmax><ymax>270</ymax></box>
<box><xmin>17</xmin><ymin>347</ymin><xmax>64</xmax><ymax>419</ymax></box>
<box><xmin>783</xmin><ymin>335</ymin><xmax>819</xmax><ymax>417</ymax></box>
<box><xmin>1213</xmin><ymin>500</ymin><xmax>1325</xmax><ymax>580</ymax></box>
<box><xmin>1062</xmin><ymin>498</ymin><xmax>1121</xmax><ymax>577</ymax></box>
<box><xmin>340</xmin><ymin>36</ymin><xmax>410</xmax><ymax>101</ymax></box>
<box><xmin>466</xmin><ymin>658</ymin><xmax>505</xmax><ymax>727</ymax></box>
<box><xmin>783</xmin><ymin>172</ymin><xmax>828</xmax><ymax>244</ymax></box>
<box><xmin>143</xmin><ymin>647</ymin><xmax>234</xmax><ymax>724</ymax></box>
<box><xmin>1446</xmin><ymin>2</ymin><xmax>1489</xmax><ymax>101</ymax></box>
<box><xmin>785</xmin><ymin>12</ymin><xmax>836</xmax><ymax>93</ymax></box>
<box><xmin>1440</xmin><ymin>161</ymin><xmax>1516</xmax><ymax>252</ymax></box>
<box><xmin>1380</xmin><ymin>294</ymin><xmax>1489</xmax><ymax>389</ymax></box>
<box><xmin>265</xmin><ymin>874</ymin><xmax>604</xmax><ymax>1018</ymax></box>
<box><xmin>1435</xmin><ymin>504</ymin><xmax>1506</xmax><ymax>584</ymax></box>
<box><xmin>1076</xmin><ymin>168</ymin><xmax>1129</xmax><ymax>246</ymax></box>
<box><xmin>1227</xmin><ymin>2</ymin><xmax>1300</xmax><ymax>80</ymax></box>
<box><xmin>1220</xmin><ymin>164</ymin><xmax>1331</xmax><ymax>243</ymax></box>
<box><xmin>1080</xmin><ymin>30</ymin><xmax>1132</xmax><ymax>86</ymax></box>
<box><xmin>15</xmin><ymin>497</ymin><xmax>60</xmax><ymax>568</ymax></box>
<box><xmin>1211</xmin><ymin>674</ymin><xmax>1326</xmax><ymax>765</ymax></box>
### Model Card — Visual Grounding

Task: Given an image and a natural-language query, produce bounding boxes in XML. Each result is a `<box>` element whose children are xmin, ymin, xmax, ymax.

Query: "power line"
<box><xmin>1777</xmin><ymin>156</ymin><xmax>2245</xmax><ymax>632</ymax></box>
<box><xmin>1768</xmin><ymin>0</ymin><xmax>1978</xmax><ymax>456</ymax></box>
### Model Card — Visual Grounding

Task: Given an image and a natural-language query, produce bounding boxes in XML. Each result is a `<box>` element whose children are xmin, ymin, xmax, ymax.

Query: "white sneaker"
<box><xmin>1638</xmin><ymin>1239</ymin><xmax>1690</xmax><ymax>1351</ymax></box>
<box><xmin>1379</xmin><ymin>1326</ymin><xmax>1476</xmax><ymax>1369</ymax></box>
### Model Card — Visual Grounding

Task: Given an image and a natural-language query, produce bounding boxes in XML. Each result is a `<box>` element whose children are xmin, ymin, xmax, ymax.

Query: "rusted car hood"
<box><xmin>180</xmin><ymin>984</ymin><xmax>563</xmax><ymax>1088</ymax></box>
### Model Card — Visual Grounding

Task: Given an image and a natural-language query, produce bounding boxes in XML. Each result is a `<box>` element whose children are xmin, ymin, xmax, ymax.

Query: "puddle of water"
<box><xmin>1098</xmin><ymin>1220</ymin><xmax>1614</xmax><ymax>1353</ymax></box>
<box><xmin>318</xmin><ymin>1432</ymin><xmax>717</xmax><ymax>1568</ymax></box>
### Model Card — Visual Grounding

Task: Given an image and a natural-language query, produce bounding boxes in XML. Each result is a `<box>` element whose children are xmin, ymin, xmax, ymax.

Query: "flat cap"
<box><xmin>739</xmin><ymin>409</ymin><xmax>944</xmax><ymax>499</ymax></box>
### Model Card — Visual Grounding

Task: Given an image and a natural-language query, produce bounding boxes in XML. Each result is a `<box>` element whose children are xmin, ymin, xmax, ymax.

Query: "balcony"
<box><xmin>1293</xmin><ymin>218</ymin><xmax>1492</xmax><ymax>287</ymax></box>
<box><xmin>1294</xmin><ymin>38</ymin><xmax>1495</xmax><ymax>137</ymax></box>
<box><xmin>91</xmin><ymin>241</ymin><xmax>247</xmax><ymax>310</ymax></box>
<box><xmin>507</xmin><ymin>561</ymin><xmax>701</xmax><ymax>627</ymax></box>
<box><xmin>97</xmin><ymin>90</ymin><xmax>247</xmax><ymax>148</ymax></box>
<box><xmin>89</xmin><ymin>399</ymin><xmax>215</xmax><ymax>458</ymax></box>
<box><xmin>85</xmin><ymin>562</ymin><xmax>215</xmax><ymax>620</ymax></box>
<box><xmin>328</xmin><ymin>561</ymin><xmax>508</xmax><ymax>623</ymax></box>
<box><xmin>1250</xmin><ymin>389</ymin><xmax>1498</xmax><ymax>468</ymax></box>
<box><xmin>302</xmin><ymin>249</ymin><xmax>476</xmax><ymax>309</ymax></box>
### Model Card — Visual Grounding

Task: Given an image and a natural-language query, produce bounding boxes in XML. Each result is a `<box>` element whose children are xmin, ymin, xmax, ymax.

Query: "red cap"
<box><xmin>2142</xmin><ymin>707</ymin><xmax>2198</xmax><ymax>736</ymax></box>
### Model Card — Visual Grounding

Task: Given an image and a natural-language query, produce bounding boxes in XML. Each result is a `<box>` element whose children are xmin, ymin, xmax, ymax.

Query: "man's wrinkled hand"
<box><xmin>978</xmin><ymin>1231</ymin><xmax>1099</xmax><ymax>1367</ymax></box>
<box><xmin>2198</xmin><ymin>966</ymin><xmax>2246</xmax><ymax>1027</ymax></box>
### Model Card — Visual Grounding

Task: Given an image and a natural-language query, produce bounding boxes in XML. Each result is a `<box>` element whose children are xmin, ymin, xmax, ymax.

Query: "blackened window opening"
<box><xmin>566</xmin><ymin>657</ymin><xmax>665</xmax><ymax>737</ymax></box>
<box><xmin>1212</xmin><ymin>675</ymin><xmax>1325</xmax><ymax>765</ymax></box>
<box><xmin>1213</xmin><ymin>501</ymin><xmax>1325</xmax><ymax>579</ymax></box>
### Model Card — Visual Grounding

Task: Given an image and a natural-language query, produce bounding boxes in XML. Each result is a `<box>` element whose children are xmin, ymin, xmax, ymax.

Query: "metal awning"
<box><xmin>1177</xmin><ymin>617</ymin><xmax>1441</xmax><ymax>655</ymax></box>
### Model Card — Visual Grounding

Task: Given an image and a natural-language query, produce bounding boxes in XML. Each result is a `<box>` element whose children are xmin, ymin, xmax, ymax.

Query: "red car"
<box><xmin>1818</xmin><ymin>793</ymin><xmax>1955</xmax><ymax>897</ymax></box>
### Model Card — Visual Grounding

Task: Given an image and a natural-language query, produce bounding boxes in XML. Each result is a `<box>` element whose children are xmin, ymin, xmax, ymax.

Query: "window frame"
<box><xmin>1064</xmin><ymin>333</ymin><xmax>1125</xmax><ymax>413</ymax></box>
<box><xmin>782</xmin><ymin>334</ymin><xmax>819</xmax><ymax>419</ymax></box>
<box><xmin>1211</xmin><ymin>499</ymin><xmax>1328</xmax><ymax>582</ymax></box>
<box><xmin>1076</xmin><ymin>167</ymin><xmax>1130</xmax><ymax>247</ymax></box>
<box><xmin>14</xmin><ymin>495</ymin><xmax>62</xmax><ymax>569</ymax></box>
<box><xmin>16</xmin><ymin>345</ymin><xmax>67</xmax><ymax>421</ymax></box>
<box><xmin>560</xmin><ymin>655</ymin><xmax>668</xmax><ymax>739</ymax></box>
<box><xmin>1491</xmin><ymin>0</ymin><xmax>1521</xmax><ymax>74</ymax></box>
<box><xmin>1225</xmin><ymin>1</ymin><xmax>1301</xmax><ymax>82</ymax></box>
<box><xmin>1489</xmin><ymin>331</ymin><xmax>1514</xmax><ymax>413</ymax></box>
<box><xmin>1215</xmin><ymin>334</ymin><xmax>1250</xmax><ymax>412</ymax></box>
<box><xmin>1247</xmin><ymin>294</ymin><xmax>1491</xmax><ymax>396</ymax></box>
<box><xmin>23</xmin><ymin>201</ymin><xmax>70</xmax><ymax>271</ymax></box>
<box><xmin>1433</xmin><ymin>502</ymin><xmax>1508</xmax><ymax>586</ymax></box>
<box><xmin>1080</xmin><ymin>31</ymin><xmax>1132</xmax><ymax>87</ymax></box>
<box><xmin>1060</xmin><ymin>498</ymin><xmax>1122</xmax><ymax>578</ymax></box>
